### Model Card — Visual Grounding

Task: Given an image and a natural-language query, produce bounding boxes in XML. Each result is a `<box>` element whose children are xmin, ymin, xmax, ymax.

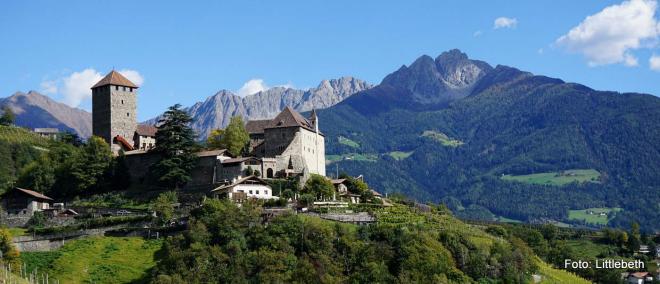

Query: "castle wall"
<box><xmin>92</xmin><ymin>86</ymin><xmax>112</xmax><ymax>142</ymax></box>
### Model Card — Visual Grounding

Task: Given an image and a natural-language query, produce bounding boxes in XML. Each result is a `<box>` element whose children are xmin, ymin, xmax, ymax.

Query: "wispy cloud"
<box><xmin>556</xmin><ymin>0</ymin><xmax>660</xmax><ymax>67</ymax></box>
<box><xmin>473</xmin><ymin>30</ymin><xmax>483</xmax><ymax>37</ymax></box>
<box><xmin>40</xmin><ymin>68</ymin><xmax>144</xmax><ymax>107</ymax></box>
<box><xmin>650</xmin><ymin>54</ymin><xmax>660</xmax><ymax>70</ymax></box>
<box><xmin>236</xmin><ymin>79</ymin><xmax>295</xmax><ymax>97</ymax></box>
<box><xmin>493</xmin><ymin>17</ymin><xmax>517</xmax><ymax>29</ymax></box>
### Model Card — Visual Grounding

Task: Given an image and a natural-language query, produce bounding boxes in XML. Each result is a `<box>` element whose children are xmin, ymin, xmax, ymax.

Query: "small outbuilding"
<box><xmin>1</xmin><ymin>187</ymin><xmax>54</xmax><ymax>216</ymax></box>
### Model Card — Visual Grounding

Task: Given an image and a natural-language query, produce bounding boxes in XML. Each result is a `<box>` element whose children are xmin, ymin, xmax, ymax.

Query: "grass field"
<box><xmin>421</xmin><ymin>130</ymin><xmax>464</xmax><ymax>147</ymax></box>
<box><xmin>387</xmin><ymin>151</ymin><xmax>414</xmax><ymax>160</ymax></box>
<box><xmin>501</xmin><ymin>169</ymin><xmax>601</xmax><ymax>186</ymax></box>
<box><xmin>337</xmin><ymin>136</ymin><xmax>360</xmax><ymax>148</ymax></box>
<box><xmin>568</xmin><ymin>207</ymin><xmax>622</xmax><ymax>225</ymax></box>
<box><xmin>494</xmin><ymin>216</ymin><xmax>523</xmax><ymax>223</ymax></box>
<box><xmin>326</xmin><ymin>153</ymin><xmax>378</xmax><ymax>164</ymax></box>
<box><xmin>21</xmin><ymin>237</ymin><xmax>162</xmax><ymax>284</ymax></box>
<box><xmin>8</xmin><ymin>227</ymin><xmax>27</xmax><ymax>237</ymax></box>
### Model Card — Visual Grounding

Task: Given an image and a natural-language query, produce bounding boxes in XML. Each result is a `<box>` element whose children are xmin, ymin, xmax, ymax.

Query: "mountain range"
<box><xmin>318</xmin><ymin>49</ymin><xmax>660</xmax><ymax>231</ymax></box>
<box><xmin>0</xmin><ymin>91</ymin><xmax>93</xmax><ymax>137</ymax></box>
<box><xmin>1</xmin><ymin>77</ymin><xmax>371</xmax><ymax>139</ymax></box>
<box><xmin>3</xmin><ymin>49</ymin><xmax>659</xmax><ymax>230</ymax></box>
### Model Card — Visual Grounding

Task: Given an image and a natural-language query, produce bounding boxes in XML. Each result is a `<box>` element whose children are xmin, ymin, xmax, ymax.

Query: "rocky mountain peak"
<box><xmin>380</xmin><ymin>49</ymin><xmax>493</xmax><ymax>105</ymax></box>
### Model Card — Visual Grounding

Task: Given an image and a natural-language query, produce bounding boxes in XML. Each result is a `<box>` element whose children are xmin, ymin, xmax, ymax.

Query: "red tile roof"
<box><xmin>16</xmin><ymin>187</ymin><xmax>54</xmax><ymax>201</ymax></box>
<box><xmin>92</xmin><ymin>70</ymin><xmax>138</xmax><ymax>88</ymax></box>
<box><xmin>113</xmin><ymin>135</ymin><xmax>134</xmax><ymax>151</ymax></box>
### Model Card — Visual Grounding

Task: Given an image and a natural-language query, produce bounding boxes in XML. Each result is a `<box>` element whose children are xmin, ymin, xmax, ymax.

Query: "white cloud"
<box><xmin>40</xmin><ymin>80</ymin><xmax>58</xmax><ymax>95</ymax></box>
<box><xmin>556</xmin><ymin>0</ymin><xmax>660</xmax><ymax>66</ymax></box>
<box><xmin>40</xmin><ymin>68</ymin><xmax>144</xmax><ymax>107</ymax></box>
<box><xmin>493</xmin><ymin>17</ymin><xmax>518</xmax><ymax>29</ymax></box>
<box><xmin>61</xmin><ymin>69</ymin><xmax>103</xmax><ymax>107</ymax></box>
<box><xmin>538</xmin><ymin>48</ymin><xmax>544</xmax><ymax>54</ymax></box>
<box><xmin>473</xmin><ymin>30</ymin><xmax>483</xmax><ymax>37</ymax></box>
<box><xmin>650</xmin><ymin>54</ymin><xmax>660</xmax><ymax>70</ymax></box>
<box><xmin>237</xmin><ymin>79</ymin><xmax>268</xmax><ymax>97</ymax></box>
<box><xmin>118</xmin><ymin>69</ymin><xmax>144</xmax><ymax>86</ymax></box>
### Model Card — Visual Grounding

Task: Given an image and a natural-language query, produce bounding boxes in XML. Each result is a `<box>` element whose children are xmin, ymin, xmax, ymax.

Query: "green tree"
<box><xmin>153</xmin><ymin>191</ymin><xmax>178</xmax><ymax>226</ymax></box>
<box><xmin>17</xmin><ymin>155</ymin><xmax>55</xmax><ymax>193</ymax></box>
<box><xmin>0</xmin><ymin>107</ymin><xmax>15</xmax><ymax>126</ymax></box>
<box><xmin>0</xmin><ymin>228</ymin><xmax>20</xmax><ymax>270</ymax></box>
<box><xmin>112</xmin><ymin>151</ymin><xmax>131</xmax><ymax>190</ymax></box>
<box><xmin>220</xmin><ymin>116</ymin><xmax>249</xmax><ymax>157</ymax></box>
<box><xmin>303</xmin><ymin>174</ymin><xmax>335</xmax><ymax>200</ymax></box>
<box><xmin>152</xmin><ymin>104</ymin><xmax>198</xmax><ymax>189</ymax></box>
<box><xmin>206</xmin><ymin>129</ymin><xmax>225</xmax><ymax>149</ymax></box>
<box><xmin>70</xmin><ymin>136</ymin><xmax>113</xmax><ymax>194</ymax></box>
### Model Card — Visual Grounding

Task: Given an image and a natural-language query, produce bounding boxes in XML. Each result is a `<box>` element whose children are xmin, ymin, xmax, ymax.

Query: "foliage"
<box><xmin>153</xmin><ymin>200</ymin><xmax>551</xmax><ymax>283</ymax></box>
<box><xmin>387</xmin><ymin>150</ymin><xmax>414</xmax><ymax>160</ymax></box>
<box><xmin>17</xmin><ymin>154</ymin><xmax>55</xmax><ymax>193</ymax></box>
<box><xmin>26</xmin><ymin>211</ymin><xmax>47</xmax><ymax>229</ymax></box>
<box><xmin>205</xmin><ymin>128</ymin><xmax>224</xmax><ymax>149</ymax></box>
<box><xmin>220</xmin><ymin>116</ymin><xmax>250</xmax><ymax>157</ymax></box>
<box><xmin>151</xmin><ymin>104</ymin><xmax>198</xmax><ymax>189</ymax></box>
<box><xmin>153</xmin><ymin>191</ymin><xmax>178</xmax><ymax>226</ymax></box>
<box><xmin>0</xmin><ymin>227</ymin><xmax>21</xmax><ymax>270</ymax></box>
<box><xmin>70</xmin><ymin>192</ymin><xmax>150</xmax><ymax>210</ymax></box>
<box><xmin>421</xmin><ymin>130</ymin><xmax>463</xmax><ymax>147</ymax></box>
<box><xmin>302</xmin><ymin>174</ymin><xmax>334</xmax><ymax>200</ymax></box>
<box><xmin>21</xmin><ymin>237</ymin><xmax>162</xmax><ymax>284</ymax></box>
<box><xmin>0</xmin><ymin>107</ymin><xmax>15</xmax><ymax>126</ymax></box>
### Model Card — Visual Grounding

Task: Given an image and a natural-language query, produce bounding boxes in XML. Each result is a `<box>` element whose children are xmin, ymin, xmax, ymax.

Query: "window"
<box><xmin>265</xmin><ymin>190</ymin><xmax>268</xmax><ymax>195</ymax></box>
<box><xmin>256</xmin><ymin>190</ymin><xmax>260</xmax><ymax>195</ymax></box>
<box><xmin>129</xmin><ymin>87</ymin><xmax>133</xmax><ymax>92</ymax></box>
<box><xmin>249</xmin><ymin>190</ymin><xmax>253</xmax><ymax>194</ymax></box>
<box><xmin>115</xmin><ymin>86</ymin><xmax>119</xmax><ymax>90</ymax></box>
<box><xmin>121</xmin><ymin>100</ymin><xmax>124</xmax><ymax>104</ymax></box>
<box><xmin>127</xmin><ymin>112</ymin><xmax>130</xmax><ymax>117</ymax></box>
<box><xmin>123</xmin><ymin>86</ymin><xmax>126</xmax><ymax>91</ymax></box>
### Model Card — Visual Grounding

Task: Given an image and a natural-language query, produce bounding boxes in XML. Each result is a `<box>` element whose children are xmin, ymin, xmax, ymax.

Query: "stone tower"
<box><xmin>91</xmin><ymin>70</ymin><xmax>138</xmax><ymax>153</ymax></box>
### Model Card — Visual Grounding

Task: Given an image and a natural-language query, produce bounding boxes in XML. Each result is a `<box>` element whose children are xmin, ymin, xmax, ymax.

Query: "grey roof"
<box><xmin>135</xmin><ymin>124</ymin><xmax>157</xmax><ymax>137</ymax></box>
<box><xmin>33</xmin><ymin>128</ymin><xmax>59</xmax><ymax>133</ymax></box>
<box><xmin>245</xmin><ymin>119</ymin><xmax>271</xmax><ymax>134</ymax></box>
<box><xmin>196</xmin><ymin>149</ymin><xmax>228</xmax><ymax>157</ymax></box>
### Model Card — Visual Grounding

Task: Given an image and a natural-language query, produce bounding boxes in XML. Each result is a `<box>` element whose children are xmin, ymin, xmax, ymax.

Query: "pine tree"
<box><xmin>151</xmin><ymin>104</ymin><xmax>198</xmax><ymax>189</ymax></box>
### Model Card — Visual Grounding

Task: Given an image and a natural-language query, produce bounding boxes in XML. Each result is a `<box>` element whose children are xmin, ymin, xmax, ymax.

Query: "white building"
<box><xmin>211</xmin><ymin>176</ymin><xmax>277</xmax><ymax>203</ymax></box>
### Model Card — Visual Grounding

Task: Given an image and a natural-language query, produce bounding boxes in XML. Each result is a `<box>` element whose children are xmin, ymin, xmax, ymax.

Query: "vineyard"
<box><xmin>0</xmin><ymin>126</ymin><xmax>49</xmax><ymax>146</ymax></box>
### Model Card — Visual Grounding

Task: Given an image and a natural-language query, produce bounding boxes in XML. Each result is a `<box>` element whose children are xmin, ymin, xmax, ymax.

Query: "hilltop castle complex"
<box><xmin>91</xmin><ymin>70</ymin><xmax>326</xmax><ymax>192</ymax></box>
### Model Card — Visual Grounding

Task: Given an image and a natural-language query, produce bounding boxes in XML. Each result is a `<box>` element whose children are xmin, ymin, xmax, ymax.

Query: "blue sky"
<box><xmin>1</xmin><ymin>0</ymin><xmax>659</xmax><ymax>120</ymax></box>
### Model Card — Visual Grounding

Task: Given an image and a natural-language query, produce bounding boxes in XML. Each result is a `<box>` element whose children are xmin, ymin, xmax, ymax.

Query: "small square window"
<box><xmin>115</xmin><ymin>86</ymin><xmax>119</xmax><ymax>90</ymax></box>
<box><xmin>249</xmin><ymin>190</ymin><xmax>253</xmax><ymax>194</ymax></box>
<box><xmin>265</xmin><ymin>190</ymin><xmax>268</xmax><ymax>195</ymax></box>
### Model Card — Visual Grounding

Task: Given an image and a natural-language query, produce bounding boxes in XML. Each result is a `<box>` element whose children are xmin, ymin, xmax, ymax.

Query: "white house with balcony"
<box><xmin>211</xmin><ymin>175</ymin><xmax>277</xmax><ymax>203</ymax></box>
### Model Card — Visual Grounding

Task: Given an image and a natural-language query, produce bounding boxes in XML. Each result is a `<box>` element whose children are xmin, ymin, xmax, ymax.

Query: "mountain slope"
<box><xmin>0</xmin><ymin>91</ymin><xmax>92</xmax><ymax>137</ymax></box>
<box><xmin>152</xmin><ymin>76</ymin><xmax>371</xmax><ymax>138</ymax></box>
<box><xmin>319</xmin><ymin>50</ymin><xmax>660</xmax><ymax>231</ymax></box>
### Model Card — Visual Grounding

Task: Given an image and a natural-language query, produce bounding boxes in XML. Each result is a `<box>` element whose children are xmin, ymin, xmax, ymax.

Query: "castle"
<box><xmin>91</xmin><ymin>70</ymin><xmax>326</xmax><ymax>190</ymax></box>
<box><xmin>91</xmin><ymin>70</ymin><xmax>156</xmax><ymax>153</ymax></box>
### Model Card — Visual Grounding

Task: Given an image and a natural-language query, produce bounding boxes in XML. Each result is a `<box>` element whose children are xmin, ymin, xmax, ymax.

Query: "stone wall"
<box><xmin>92</xmin><ymin>84</ymin><xmax>138</xmax><ymax>153</ymax></box>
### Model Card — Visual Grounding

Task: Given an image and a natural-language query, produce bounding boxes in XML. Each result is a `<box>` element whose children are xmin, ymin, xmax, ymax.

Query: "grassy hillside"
<box><xmin>0</xmin><ymin>125</ymin><xmax>49</xmax><ymax>146</ymax></box>
<box><xmin>21</xmin><ymin>237</ymin><xmax>162</xmax><ymax>284</ymax></box>
<box><xmin>501</xmin><ymin>169</ymin><xmax>601</xmax><ymax>186</ymax></box>
<box><xmin>568</xmin><ymin>207</ymin><xmax>622</xmax><ymax>225</ymax></box>
<box><xmin>536</xmin><ymin>257</ymin><xmax>590</xmax><ymax>284</ymax></box>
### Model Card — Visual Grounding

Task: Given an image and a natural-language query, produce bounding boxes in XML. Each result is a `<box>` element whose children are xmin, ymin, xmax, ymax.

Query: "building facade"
<box><xmin>246</xmin><ymin>107</ymin><xmax>325</xmax><ymax>178</ymax></box>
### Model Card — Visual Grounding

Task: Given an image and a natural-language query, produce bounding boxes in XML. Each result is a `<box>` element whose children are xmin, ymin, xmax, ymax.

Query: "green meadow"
<box><xmin>501</xmin><ymin>169</ymin><xmax>600</xmax><ymax>186</ymax></box>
